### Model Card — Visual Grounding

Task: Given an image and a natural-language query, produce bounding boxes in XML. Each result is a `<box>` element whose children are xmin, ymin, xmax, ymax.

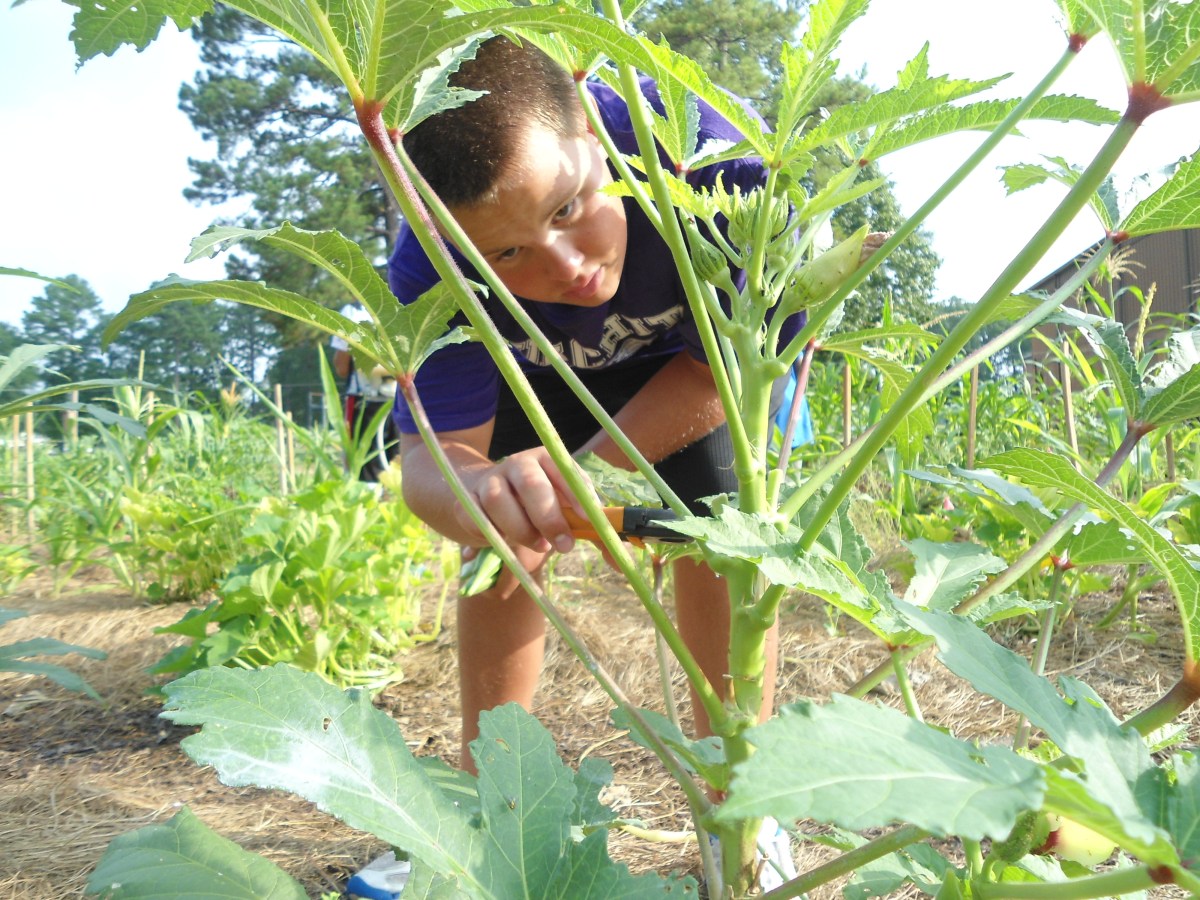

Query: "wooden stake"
<box><xmin>285</xmin><ymin>412</ymin><xmax>296</xmax><ymax>492</ymax></box>
<box><xmin>9</xmin><ymin>415</ymin><xmax>18</xmax><ymax>536</ymax></box>
<box><xmin>25</xmin><ymin>411</ymin><xmax>35</xmax><ymax>539</ymax></box>
<box><xmin>842</xmin><ymin>362</ymin><xmax>852</xmax><ymax>447</ymax></box>
<box><xmin>966</xmin><ymin>366</ymin><xmax>979</xmax><ymax>469</ymax></box>
<box><xmin>275</xmin><ymin>384</ymin><xmax>287</xmax><ymax>495</ymax></box>
<box><xmin>64</xmin><ymin>389</ymin><xmax>79</xmax><ymax>446</ymax></box>
<box><xmin>1061</xmin><ymin>339</ymin><xmax>1080</xmax><ymax>471</ymax></box>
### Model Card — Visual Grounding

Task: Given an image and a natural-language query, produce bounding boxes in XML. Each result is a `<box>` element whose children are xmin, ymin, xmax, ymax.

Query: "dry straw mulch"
<box><xmin>1</xmin><ymin>552</ymin><xmax>1196</xmax><ymax>899</ymax></box>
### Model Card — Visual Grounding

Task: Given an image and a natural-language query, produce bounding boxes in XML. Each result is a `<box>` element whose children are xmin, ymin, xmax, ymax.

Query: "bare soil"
<box><xmin>1</xmin><ymin>550</ymin><xmax>1196</xmax><ymax>899</ymax></box>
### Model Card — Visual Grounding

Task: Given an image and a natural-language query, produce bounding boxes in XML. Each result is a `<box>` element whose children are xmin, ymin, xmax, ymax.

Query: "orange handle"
<box><xmin>562</xmin><ymin>506</ymin><xmax>624</xmax><ymax>543</ymax></box>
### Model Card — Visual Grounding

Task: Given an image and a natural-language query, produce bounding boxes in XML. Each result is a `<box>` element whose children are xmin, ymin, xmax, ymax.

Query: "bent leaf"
<box><xmin>86</xmin><ymin>806</ymin><xmax>308</xmax><ymax>899</ymax></box>
<box><xmin>718</xmin><ymin>695</ymin><xmax>1043</xmax><ymax>840</ymax></box>
<box><xmin>896</xmin><ymin>603</ymin><xmax>1177</xmax><ymax>861</ymax></box>
<box><xmin>986</xmin><ymin>448</ymin><xmax>1200</xmax><ymax>659</ymax></box>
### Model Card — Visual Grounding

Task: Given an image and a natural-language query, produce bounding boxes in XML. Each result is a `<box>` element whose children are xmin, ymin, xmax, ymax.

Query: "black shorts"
<box><xmin>489</xmin><ymin>354</ymin><xmax>782</xmax><ymax>514</ymax></box>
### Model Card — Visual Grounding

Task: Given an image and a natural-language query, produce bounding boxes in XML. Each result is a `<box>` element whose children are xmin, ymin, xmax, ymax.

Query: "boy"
<box><xmin>348</xmin><ymin>35</ymin><xmax>799</xmax><ymax>899</ymax></box>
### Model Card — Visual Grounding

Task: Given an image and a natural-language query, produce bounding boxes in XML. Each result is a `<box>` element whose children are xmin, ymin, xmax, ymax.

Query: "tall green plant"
<box><xmin>74</xmin><ymin>1</ymin><xmax>1200</xmax><ymax>897</ymax></box>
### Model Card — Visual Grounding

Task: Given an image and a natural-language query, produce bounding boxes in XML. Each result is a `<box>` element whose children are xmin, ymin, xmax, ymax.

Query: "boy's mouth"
<box><xmin>562</xmin><ymin>267</ymin><xmax>604</xmax><ymax>303</ymax></box>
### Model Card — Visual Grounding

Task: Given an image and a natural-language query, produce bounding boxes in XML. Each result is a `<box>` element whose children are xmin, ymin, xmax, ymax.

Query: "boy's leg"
<box><xmin>673</xmin><ymin>556</ymin><xmax>779</xmax><ymax>739</ymax></box>
<box><xmin>456</xmin><ymin>545</ymin><xmax>549</xmax><ymax>774</ymax></box>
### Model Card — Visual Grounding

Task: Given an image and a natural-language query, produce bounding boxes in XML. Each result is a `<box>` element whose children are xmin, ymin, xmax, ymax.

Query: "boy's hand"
<box><xmin>457</xmin><ymin>447</ymin><xmax>585</xmax><ymax>555</ymax></box>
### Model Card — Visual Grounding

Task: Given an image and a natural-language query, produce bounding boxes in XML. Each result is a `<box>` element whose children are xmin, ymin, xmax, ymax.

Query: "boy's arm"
<box><xmin>399</xmin><ymin>425</ymin><xmax>582</xmax><ymax>555</ymax></box>
<box><xmin>576</xmin><ymin>350</ymin><xmax>725</xmax><ymax>470</ymax></box>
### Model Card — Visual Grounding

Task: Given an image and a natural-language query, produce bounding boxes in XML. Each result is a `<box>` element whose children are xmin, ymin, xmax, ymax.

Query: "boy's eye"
<box><xmin>495</xmin><ymin>247</ymin><xmax>519</xmax><ymax>262</ymax></box>
<box><xmin>552</xmin><ymin>198</ymin><xmax>577</xmax><ymax>222</ymax></box>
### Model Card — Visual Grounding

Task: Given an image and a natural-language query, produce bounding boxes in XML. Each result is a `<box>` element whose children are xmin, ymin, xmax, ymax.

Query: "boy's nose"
<box><xmin>543</xmin><ymin>237</ymin><xmax>584</xmax><ymax>281</ymax></box>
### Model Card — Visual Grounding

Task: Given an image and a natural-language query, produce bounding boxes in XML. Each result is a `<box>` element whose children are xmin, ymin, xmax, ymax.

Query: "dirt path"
<box><xmin>1</xmin><ymin>555</ymin><xmax>1194</xmax><ymax>898</ymax></box>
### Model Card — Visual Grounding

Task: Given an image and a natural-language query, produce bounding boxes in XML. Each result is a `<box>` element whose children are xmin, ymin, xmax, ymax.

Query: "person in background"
<box><xmin>331</xmin><ymin>302</ymin><xmax>399</xmax><ymax>483</ymax></box>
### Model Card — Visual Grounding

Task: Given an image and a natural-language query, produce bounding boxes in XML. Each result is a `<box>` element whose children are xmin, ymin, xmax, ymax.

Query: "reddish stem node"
<box><xmin>1067</xmin><ymin>32</ymin><xmax>1088</xmax><ymax>53</ymax></box>
<box><xmin>1107</xmin><ymin>229</ymin><xmax>1130</xmax><ymax>244</ymax></box>
<box><xmin>1126</xmin><ymin>82</ymin><xmax>1172</xmax><ymax>125</ymax></box>
<box><xmin>1149</xmin><ymin>865</ymin><xmax>1175</xmax><ymax>885</ymax></box>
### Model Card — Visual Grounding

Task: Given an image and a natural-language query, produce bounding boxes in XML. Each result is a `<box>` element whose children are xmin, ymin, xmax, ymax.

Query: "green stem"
<box><xmin>956</xmin><ymin>420</ymin><xmax>1151</xmax><ymax>615</ymax></box>
<box><xmin>780</xmin><ymin>243</ymin><xmax>1113</xmax><ymax>523</ymax></box>
<box><xmin>802</xmin><ymin>106</ymin><xmax>1142</xmax><ymax>554</ymax></box>
<box><xmin>963</xmin><ymin>838</ymin><xmax>985</xmax><ymax>878</ymax></box>
<box><xmin>652</xmin><ymin>557</ymin><xmax>682</xmax><ymax>733</ymax></box>
<box><xmin>759</xmin><ymin>824</ymin><xmax>930</xmax><ymax>899</ymax></box>
<box><xmin>1123</xmin><ymin>660</ymin><xmax>1200</xmax><ymax>735</ymax></box>
<box><xmin>1013</xmin><ymin>566</ymin><xmax>1065</xmax><ymax>750</ymax></box>
<box><xmin>891</xmin><ymin>649</ymin><xmax>924</xmax><ymax>722</ymax></box>
<box><xmin>973</xmin><ymin>864</ymin><xmax>1159</xmax><ymax>899</ymax></box>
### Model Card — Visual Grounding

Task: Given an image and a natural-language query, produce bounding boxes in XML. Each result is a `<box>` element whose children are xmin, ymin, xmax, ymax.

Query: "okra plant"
<box><xmin>77</xmin><ymin>0</ymin><xmax>1200</xmax><ymax>897</ymax></box>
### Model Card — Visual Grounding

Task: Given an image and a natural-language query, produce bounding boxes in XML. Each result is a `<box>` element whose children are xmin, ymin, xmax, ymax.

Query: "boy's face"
<box><xmin>448</xmin><ymin>125</ymin><xmax>627</xmax><ymax>307</ymax></box>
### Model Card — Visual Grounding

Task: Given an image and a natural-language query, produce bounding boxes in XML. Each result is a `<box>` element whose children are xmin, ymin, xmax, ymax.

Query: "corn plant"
<box><xmin>76</xmin><ymin>1</ymin><xmax>1200</xmax><ymax>898</ymax></box>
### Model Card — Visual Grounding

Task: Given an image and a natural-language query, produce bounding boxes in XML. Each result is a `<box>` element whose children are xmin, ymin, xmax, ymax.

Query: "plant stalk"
<box><xmin>972</xmin><ymin>864</ymin><xmax>1160</xmax><ymax>899</ymax></box>
<box><xmin>803</xmin><ymin>109</ymin><xmax>1144</xmax><ymax>554</ymax></box>
<box><xmin>760</xmin><ymin>824</ymin><xmax>930</xmax><ymax>899</ymax></box>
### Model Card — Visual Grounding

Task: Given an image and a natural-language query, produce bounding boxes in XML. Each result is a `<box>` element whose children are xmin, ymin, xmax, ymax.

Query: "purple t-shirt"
<box><xmin>387</xmin><ymin>78</ymin><xmax>782</xmax><ymax>434</ymax></box>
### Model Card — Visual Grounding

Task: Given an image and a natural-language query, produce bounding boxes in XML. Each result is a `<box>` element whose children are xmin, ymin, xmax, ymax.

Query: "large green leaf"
<box><xmin>86</xmin><ymin>806</ymin><xmax>308</xmax><ymax>899</ymax></box>
<box><xmin>471</xmin><ymin>703</ymin><xmax>577</xmax><ymax>895</ymax></box>
<box><xmin>716</xmin><ymin>695</ymin><xmax>1044</xmax><ymax>840</ymax></box>
<box><xmin>1118</xmin><ymin>152</ymin><xmax>1200</xmax><ymax>237</ymax></box>
<box><xmin>160</xmin><ymin>668</ymin><xmax>683</xmax><ymax>898</ymax></box>
<box><xmin>986</xmin><ymin>448</ymin><xmax>1200</xmax><ymax>659</ymax></box>
<box><xmin>1066</xmin><ymin>0</ymin><xmax>1200</xmax><ymax>97</ymax></box>
<box><xmin>161</xmin><ymin>664</ymin><xmax>483</xmax><ymax>887</ymax></box>
<box><xmin>894</xmin><ymin>603</ymin><xmax>1177</xmax><ymax>861</ymax></box>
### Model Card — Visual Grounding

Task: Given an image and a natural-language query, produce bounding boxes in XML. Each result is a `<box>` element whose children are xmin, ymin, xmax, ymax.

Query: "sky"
<box><xmin>2</xmin><ymin>0</ymin><xmax>1199</xmax><ymax>331</ymax></box>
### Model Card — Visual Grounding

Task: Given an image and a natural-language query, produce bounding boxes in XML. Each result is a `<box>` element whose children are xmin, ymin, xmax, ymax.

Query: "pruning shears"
<box><xmin>458</xmin><ymin>506</ymin><xmax>690</xmax><ymax>597</ymax></box>
<box><xmin>561</xmin><ymin>506</ymin><xmax>690</xmax><ymax>549</ymax></box>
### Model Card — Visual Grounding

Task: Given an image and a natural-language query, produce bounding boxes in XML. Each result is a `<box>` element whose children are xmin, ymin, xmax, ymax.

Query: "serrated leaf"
<box><xmin>1140</xmin><ymin>326</ymin><xmax>1200</xmax><ymax>426</ymax></box>
<box><xmin>771</xmin><ymin>0</ymin><xmax>871</xmax><ymax>143</ymax></box>
<box><xmin>640</xmin><ymin>40</ymin><xmax>701</xmax><ymax>167</ymax></box>
<box><xmin>903</xmin><ymin>539</ymin><xmax>1007</xmax><ymax>611</ymax></box>
<box><xmin>86</xmin><ymin>806</ymin><xmax>308</xmax><ymax>899</ymax></box>
<box><xmin>868</xmin><ymin>95</ymin><xmax>1119</xmax><ymax>162</ymax></box>
<box><xmin>1000</xmin><ymin>156</ymin><xmax>1121</xmax><ymax>231</ymax></box>
<box><xmin>1063</xmin><ymin>518</ymin><xmax>1143</xmax><ymax>566</ymax></box>
<box><xmin>796</xmin><ymin>67</ymin><xmax>1006</xmax><ymax>157</ymax></box>
<box><xmin>717</xmin><ymin>695</ymin><xmax>1043</xmax><ymax>840</ymax></box>
<box><xmin>1071</xmin><ymin>0</ymin><xmax>1200</xmax><ymax>98</ymax></box>
<box><xmin>1122</xmin><ymin>152</ymin><xmax>1200</xmax><ymax>237</ymax></box>
<box><xmin>63</xmin><ymin>0</ymin><xmax>210</xmax><ymax>60</ymax></box>
<box><xmin>1062</xmin><ymin>315</ymin><xmax>1142</xmax><ymax>419</ymax></box>
<box><xmin>985</xmin><ymin>447</ymin><xmax>1200</xmax><ymax>659</ymax></box>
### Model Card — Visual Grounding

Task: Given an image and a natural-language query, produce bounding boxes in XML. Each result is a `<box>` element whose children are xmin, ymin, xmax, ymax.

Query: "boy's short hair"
<box><xmin>403</xmin><ymin>36</ymin><xmax>586</xmax><ymax>208</ymax></box>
